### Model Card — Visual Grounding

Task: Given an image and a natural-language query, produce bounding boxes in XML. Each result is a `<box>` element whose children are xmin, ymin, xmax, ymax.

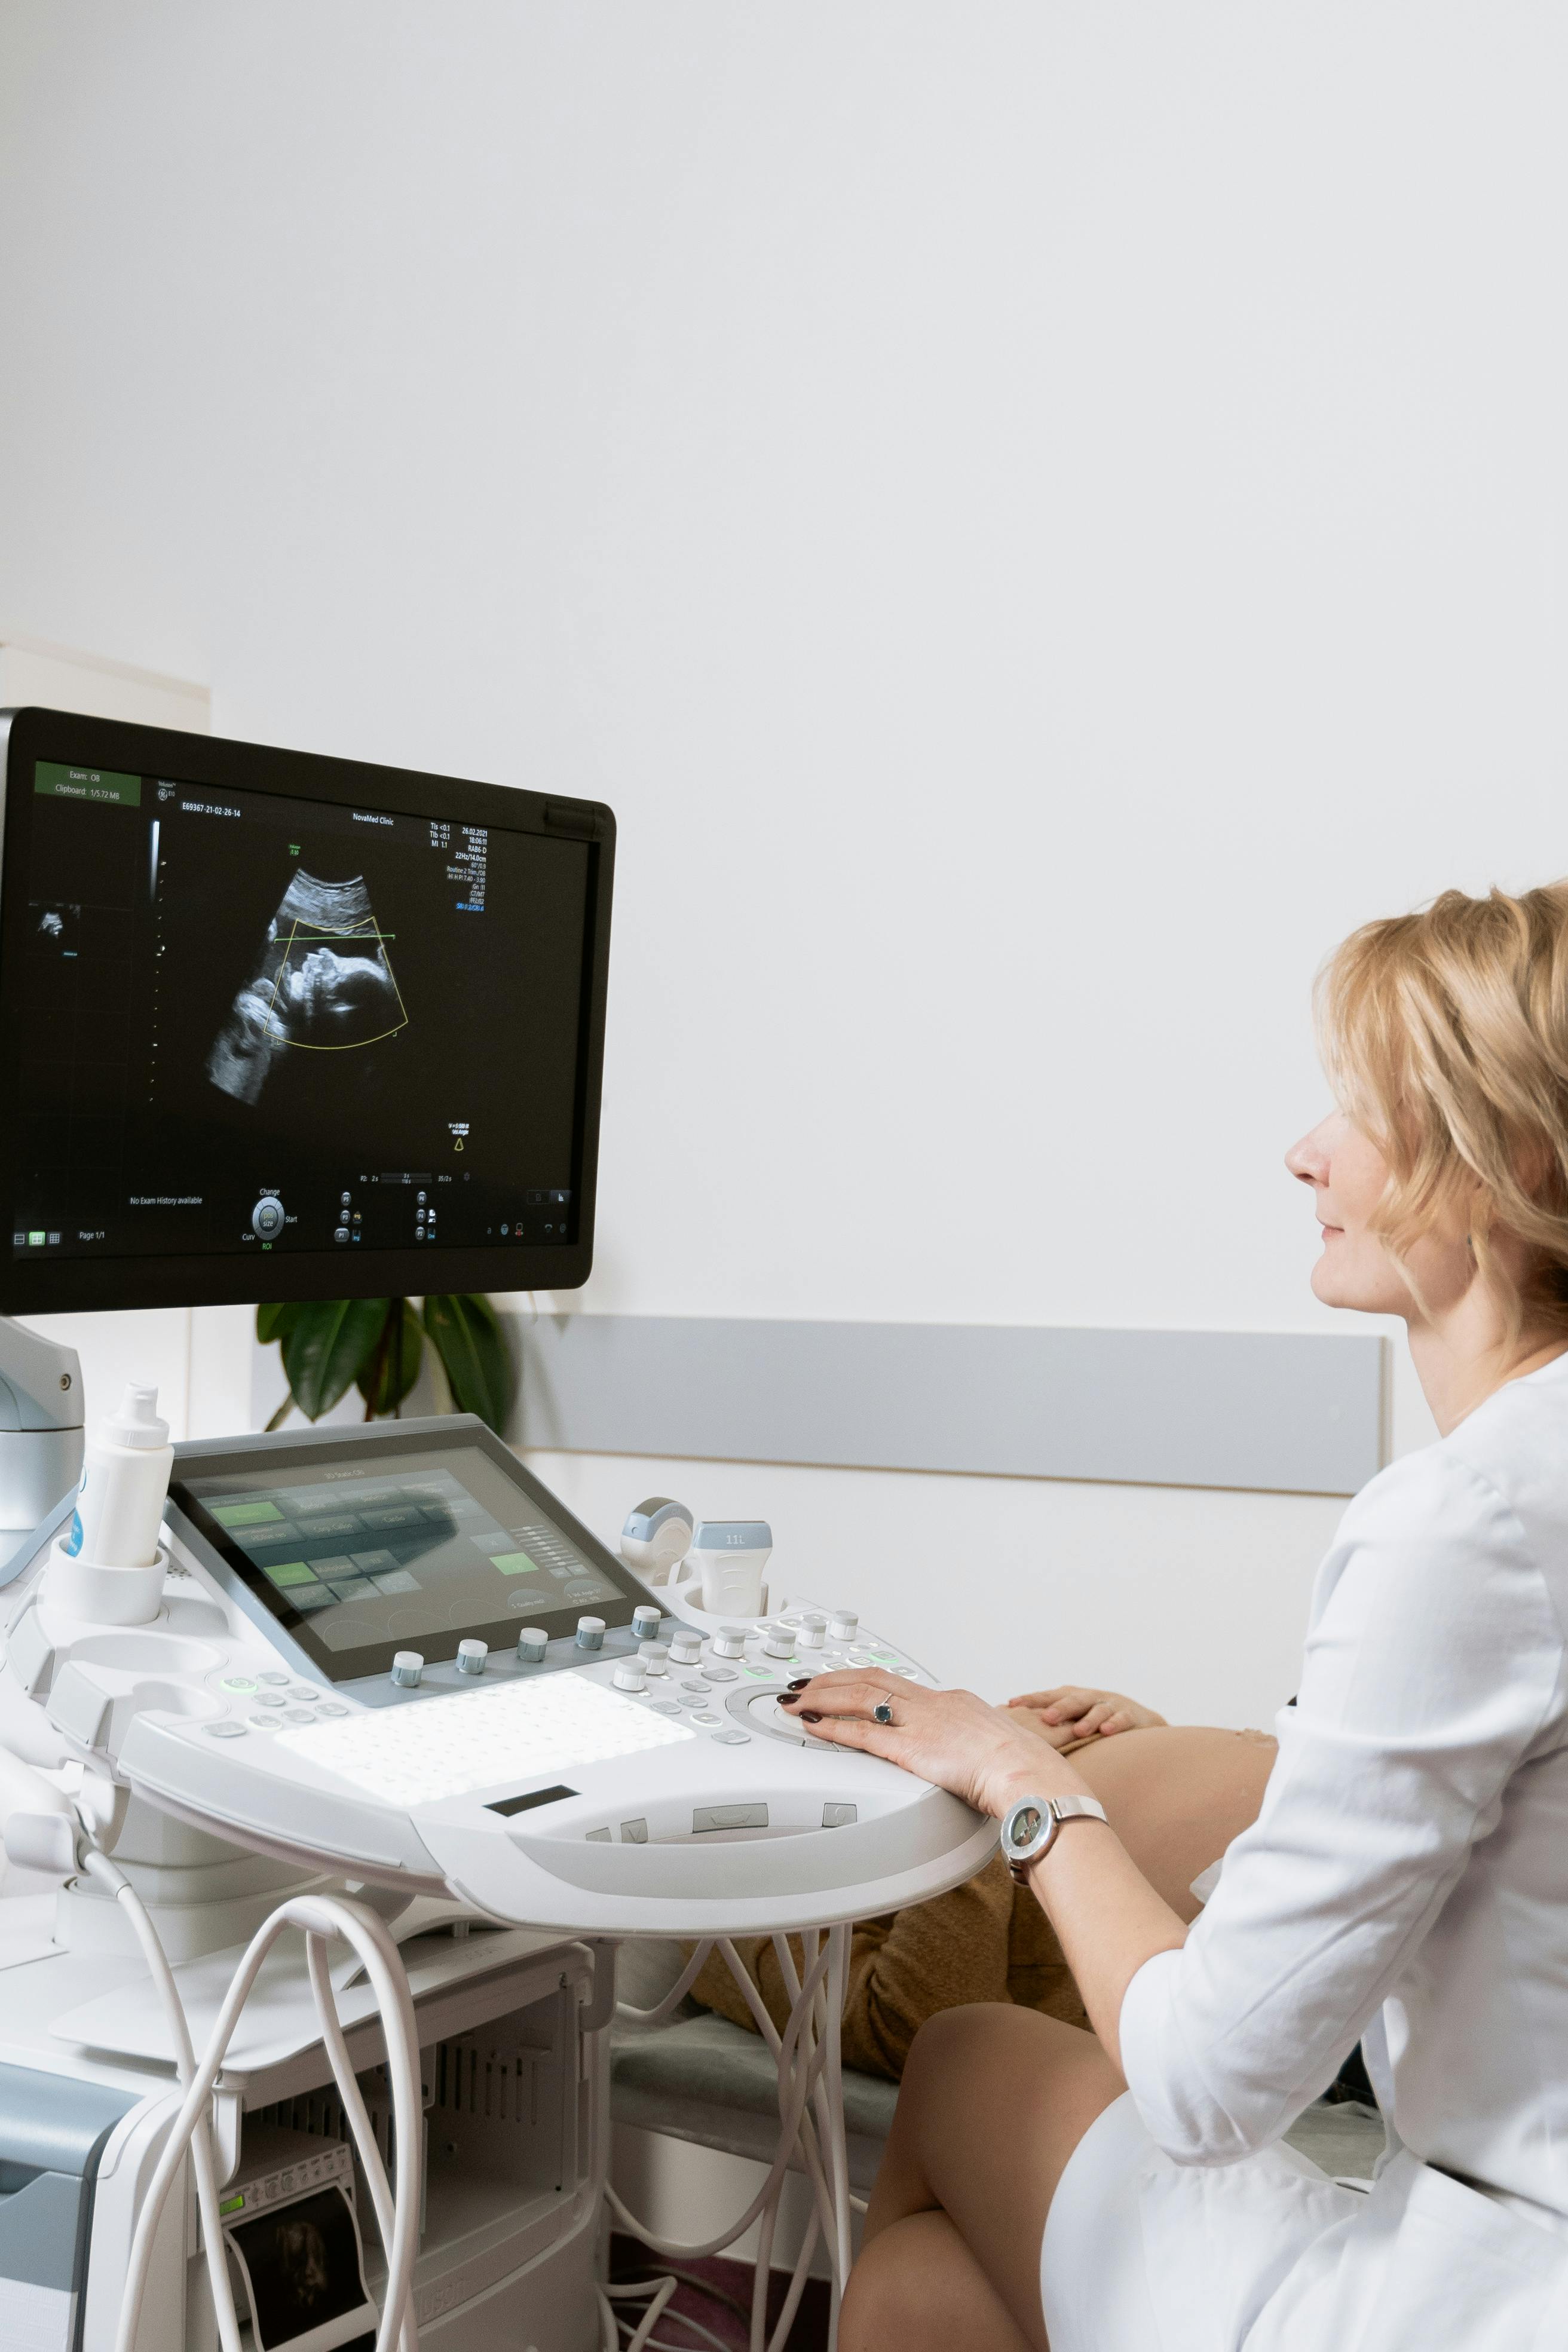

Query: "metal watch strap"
<box><xmin>1002</xmin><ymin>1793</ymin><xmax>1109</xmax><ymax>1885</ymax></box>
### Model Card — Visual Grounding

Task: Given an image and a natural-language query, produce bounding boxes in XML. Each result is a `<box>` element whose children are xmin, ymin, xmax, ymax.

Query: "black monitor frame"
<box><xmin>0</xmin><ymin>706</ymin><xmax>615</xmax><ymax>1314</ymax></box>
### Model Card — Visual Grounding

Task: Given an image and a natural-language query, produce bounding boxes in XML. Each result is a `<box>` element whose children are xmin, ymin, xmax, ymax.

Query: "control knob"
<box><xmin>457</xmin><ymin>1639</ymin><xmax>488</xmax><ymax>1676</ymax></box>
<box><xmin>669</xmin><ymin>1631</ymin><xmax>703</xmax><ymax>1666</ymax></box>
<box><xmin>710</xmin><ymin>1626</ymin><xmax>748</xmax><ymax>1659</ymax></box>
<box><xmin>632</xmin><ymin>1604</ymin><xmax>663</xmax><ymax>1641</ymax></box>
<box><xmin>390</xmin><ymin>1651</ymin><xmax>423</xmax><ymax>1688</ymax></box>
<box><xmin>762</xmin><ymin>1625</ymin><xmax>796</xmax><ymax>1660</ymax></box>
<box><xmin>798</xmin><ymin>1614</ymin><xmax>828</xmax><ymax>1647</ymax></box>
<box><xmin>575</xmin><ymin>1616</ymin><xmax>606</xmax><ymax>1652</ymax></box>
<box><xmin>516</xmin><ymin>1627</ymin><xmax>549</xmax><ymax>1663</ymax></box>
<box><xmin>829</xmin><ymin>1610</ymin><xmax>858</xmax><ymax>1643</ymax></box>
<box><xmin>612</xmin><ymin>1659</ymin><xmax>647</xmax><ymax>1693</ymax></box>
<box><xmin>639</xmin><ymin>1641</ymin><xmax>670</xmax><ymax>1676</ymax></box>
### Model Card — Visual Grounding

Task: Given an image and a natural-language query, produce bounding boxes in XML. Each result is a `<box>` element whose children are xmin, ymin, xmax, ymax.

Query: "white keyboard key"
<box><xmin>275</xmin><ymin>1670</ymin><xmax>696</xmax><ymax>1806</ymax></box>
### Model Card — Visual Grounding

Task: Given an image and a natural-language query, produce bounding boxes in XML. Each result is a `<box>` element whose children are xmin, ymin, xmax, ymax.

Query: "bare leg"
<box><xmin>841</xmin><ymin>1726</ymin><xmax>1278</xmax><ymax>2347</ymax></box>
<box><xmin>842</xmin><ymin>2211</ymin><xmax>1034</xmax><ymax>2352</ymax></box>
<box><xmin>841</xmin><ymin>2005</ymin><xmax>1122</xmax><ymax>2352</ymax></box>
<box><xmin>1071</xmin><ymin>1725</ymin><xmax>1276</xmax><ymax>1921</ymax></box>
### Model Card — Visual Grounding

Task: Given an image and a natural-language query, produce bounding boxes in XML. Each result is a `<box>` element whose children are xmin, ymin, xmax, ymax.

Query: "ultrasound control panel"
<box><xmin>173</xmin><ymin>1434</ymin><xmax>634</xmax><ymax>1679</ymax></box>
<box><xmin>0</xmin><ymin>1417</ymin><xmax>995</xmax><ymax>1937</ymax></box>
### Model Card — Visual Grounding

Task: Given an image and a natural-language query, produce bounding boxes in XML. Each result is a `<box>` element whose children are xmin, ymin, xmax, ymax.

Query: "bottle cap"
<box><xmin>104</xmin><ymin>1381</ymin><xmax>170</xmax><ymax>1450</ymax></box>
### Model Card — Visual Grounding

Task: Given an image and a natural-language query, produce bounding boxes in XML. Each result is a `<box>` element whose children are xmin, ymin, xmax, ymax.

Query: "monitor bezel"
<box><xmin>168</xmin><ymin>1414</ymin><xmax>655</xmax><ymax>1682</ymax></box>
<box><xmin>0</xmin><ymin>706</ymin><xmax>614</xmax><ymax>1313</ymax></box>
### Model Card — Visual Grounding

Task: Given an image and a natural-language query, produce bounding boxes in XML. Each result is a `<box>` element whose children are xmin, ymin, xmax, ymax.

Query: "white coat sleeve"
<box><xmin>1116</xmin><ymin>1448</ymin><xmax>1564</xmax><ymax>2166</ymax></box>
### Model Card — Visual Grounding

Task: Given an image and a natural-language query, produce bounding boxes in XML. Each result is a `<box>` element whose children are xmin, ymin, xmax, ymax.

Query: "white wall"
<box><xmin>8</xmin><ymin>5</ymin><xmax>1568</xmax><ymax>1709</ymax></box>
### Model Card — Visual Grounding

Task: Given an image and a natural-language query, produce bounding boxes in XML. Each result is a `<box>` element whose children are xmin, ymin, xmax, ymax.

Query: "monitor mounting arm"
<box><xmin>0</xmin><ymin>1316</ymin><xmax>84</xmax><ymax>1570</ymax></box>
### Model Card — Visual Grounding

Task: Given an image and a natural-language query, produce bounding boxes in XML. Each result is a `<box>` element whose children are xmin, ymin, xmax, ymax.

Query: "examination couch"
<box><xmin>608</xmin><ymin>1943</ymin><xmax>1387</xmax><ymax>2202</ymax></box>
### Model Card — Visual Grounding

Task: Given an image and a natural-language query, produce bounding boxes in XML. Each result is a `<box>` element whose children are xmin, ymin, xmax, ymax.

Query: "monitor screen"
<box><xmin>0</xmin><ymin>709</ymin><xmax>612</xmax><ymax>1310</ymax></box>
<box><xmin>173</xmin><ymin>1435</ymin><xmax>645</xmax><ymax>1681</ymax></box>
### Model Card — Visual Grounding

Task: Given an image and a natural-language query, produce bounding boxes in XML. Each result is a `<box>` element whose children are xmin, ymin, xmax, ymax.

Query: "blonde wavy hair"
<box><xmin>1316</xmin><ymin>881</ymin><xmax>1568</xmax><ymax>1336</ymax></box>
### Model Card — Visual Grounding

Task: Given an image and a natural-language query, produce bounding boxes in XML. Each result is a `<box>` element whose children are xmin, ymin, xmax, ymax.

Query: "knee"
<box><xmin>901</xmin><ymin>2002</ymin><xmax>1000</xmax><ymax>2096</ymax></box>
<box><xmin>908</xmin><ymin>1999</ymin><xmax>1060</xmax><ymax>2077</ymax></box>
<box><xmin>900</xmin><ymin>2001</ymin><xmax>1060</xmax><ymax>2120</ymax></box>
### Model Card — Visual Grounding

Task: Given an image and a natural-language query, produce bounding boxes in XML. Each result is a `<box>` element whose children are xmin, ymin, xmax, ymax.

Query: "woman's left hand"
<box><xmin>779</xmin><ymin>1671</ymin><xmax>1092</xmax><ymax>1820</ymax></box>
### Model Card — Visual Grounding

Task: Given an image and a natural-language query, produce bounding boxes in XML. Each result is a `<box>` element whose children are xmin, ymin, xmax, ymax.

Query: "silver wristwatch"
<box><xmin>1000</xmin><ymin>1792</ymin><xmax>1108</xmax><ymax>1885</ymax></box>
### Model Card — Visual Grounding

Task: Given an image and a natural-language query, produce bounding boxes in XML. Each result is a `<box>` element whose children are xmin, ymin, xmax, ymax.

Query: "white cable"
<box><xmin>113</xmin><ymin>1893</ymin><xmax>424</xmax><ymax>2352</ymax></box>
<box><xmin>615</xmin><ymin>1938</ymin><xmax>716</xmax><ymax>2026</ymax></box>
<box><xmin>305</xmin><ymin>1931</ymin><xmax>418</xmax><ymax>2352</ymax></box>
<box><xmin>715</xmin><ymin>1936</ymin><xmax>832</xmax><ymax>2166</ymax></box>
<box><xmin>715</xmin><ymin>1930</ymin><xmax>845</xmax><ymax>2328</ymax></box>
<box><xmin>606</xmin><ymin>1940</ymin><xmax>832</xmax><ymax>2262</ymax></box>
<box><xmin>598</xmin><ymin>2284</ymin><xmax>620</xmax><ymax>2352</ymax></box>
<box><xmin>624</xmin><ymin>2321</ymin><xmax>741</xmax><ymax>2352</ymax></box>
<box><xmin>767</xmin><ymin>2210</ymin><xmax>820</xmax><ymax>2352</ymax></box>
<box><xmin>737</xmin><ymin>1931</ymin><xmax>845</xmax><ymax>2307</ymax></box>
<box><xmin>607</xmin><ymin>2273</ymin><xmax>771</xmax><ymax>2352</ymax></box>
<box><xmin>597</xmin><ymin>2277</ymin><xmax>677</xmax><ymax>2352</ymax></box>
<box><xmin>625</xmin><ymin>2277</ymin><xmax>678</xmax><ymax>2352</ymax></box>
<box><xmin>79</xmin><ymin>1852</ymin><xmax>244</xmax><ymax>2352</ymax></box>
<box><xmin>608</xmin><ymin>1922</ymin><xmax>859</xmax><ymax>2343</ymax></box>
<box><xmin>822</xmin><ymin>1924</ymin><xmax>853</xmax><ymax>2325</ymax></box>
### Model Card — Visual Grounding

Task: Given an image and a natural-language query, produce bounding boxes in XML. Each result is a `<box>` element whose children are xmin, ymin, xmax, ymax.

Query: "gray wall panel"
<box><xmin>509</xmin><ymin>1317</ymin><xmax>1388</xmax><ymax>1496</ymax></box>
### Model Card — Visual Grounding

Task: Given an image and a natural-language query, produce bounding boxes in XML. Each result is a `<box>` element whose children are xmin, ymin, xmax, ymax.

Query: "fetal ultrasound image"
<box><xmin>226</xmin><ymin>2183</ymin><xmax>372</xmax><ymax>2350</ymax></box>
<box><xmin>207</xmin><ymin>871</ymin><xmax>407</xmax><ymax>1105</ymax></box>
<box><xmin>29</xmin><ymin>901</ymin><xmax>79</xmax><ymax>957</ymax></box>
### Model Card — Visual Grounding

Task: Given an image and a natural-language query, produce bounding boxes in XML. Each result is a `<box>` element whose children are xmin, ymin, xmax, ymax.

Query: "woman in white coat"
<box><xmin>785</xmin><ymin>884</ymin><xmax>1568</xmax><ymax>2350</ymax></box>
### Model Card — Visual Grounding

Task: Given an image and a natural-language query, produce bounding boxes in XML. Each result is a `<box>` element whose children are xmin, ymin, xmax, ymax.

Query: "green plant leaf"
<box><xmin>356</xmin><ymin>1298</ymin><xmax>424</xmax><ymax>1419</ymax></box>
<box><xmin>256</xmin><ymin>1301</ymin><xmax>303</xmax><ymax>1347</ymax></box>
<box><xmin>422</xmin><ymin>1293</ymin><xmax>513</xmax><ymax>1434</ymax></box>
<box><xmin>281</xmin><ymin>1297</ymin><xmax>390</xmax><ymax>1422</ymax></box>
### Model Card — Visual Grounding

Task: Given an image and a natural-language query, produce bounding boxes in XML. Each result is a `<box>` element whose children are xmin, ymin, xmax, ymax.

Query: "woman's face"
<box><xmin>1286</xmin><ymin>1111</ymin><xmax>1471</xmax><ymax>1320</ymax></box>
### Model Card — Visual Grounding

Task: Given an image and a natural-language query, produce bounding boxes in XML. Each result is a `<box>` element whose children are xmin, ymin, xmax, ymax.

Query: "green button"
<box><xmin>743</xmin><ymin>1666</ymin><xmax>771</xmax><ymax>1679</ymax></box>
<box><xmin>218</xmin><ymin>2193</ymin><xmax>245</xmax><ymax>2215</ymax></box>
<box><xmin>220</xmin><ymin>1676</ymin><xmax>256</xmax><ymax>1693</ymax></box>
<box><xmin>211</xmin><ymin>1499</ymin><xmax>286</xmax><ymax>1527</ymax></box>
<box><xmin>491</xmin><ymin>1551</ymin><xmax>541</xmax><ymax>1576</ymax></box>
<box><xmin>262</xmin><ymin>1560</ymin><xmax>318</xmax><ymax>1590</ymax></box>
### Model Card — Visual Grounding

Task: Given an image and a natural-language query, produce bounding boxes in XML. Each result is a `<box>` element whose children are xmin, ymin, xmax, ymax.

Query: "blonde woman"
<box><xmin>785</xmin><ymin>886</ymin><xmax>1568</xmax><ymax>2350</ymax></box>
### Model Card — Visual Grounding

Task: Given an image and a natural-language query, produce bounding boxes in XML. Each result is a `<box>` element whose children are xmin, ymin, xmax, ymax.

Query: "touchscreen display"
<box><xmin>177</xmin><ymin>1444</ymin><xmax>628</xmax><ymax>1675</ymax></box>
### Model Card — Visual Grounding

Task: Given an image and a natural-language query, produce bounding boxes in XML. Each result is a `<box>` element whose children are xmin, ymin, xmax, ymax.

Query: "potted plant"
<box><xmin>256</xmin><ymin>1294</ymin><xmax>513</xmax><ymax>1434</ymax></box>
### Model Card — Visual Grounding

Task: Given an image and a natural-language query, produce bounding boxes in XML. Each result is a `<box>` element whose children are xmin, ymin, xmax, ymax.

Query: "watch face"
<box><xmin>1007</xmin><ymin>1802</ymin><xmax>1045</xmax><ymax>1851</ymax></box>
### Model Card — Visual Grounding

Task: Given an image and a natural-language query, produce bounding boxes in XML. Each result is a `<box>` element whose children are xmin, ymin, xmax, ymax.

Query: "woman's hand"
<box><xmin>779</xmin><ymin>1671</ymin><xmax>1092</xmax><ymax>1820</ymax></box>
<box><xmin>1006</xmin><ymin>1686</ymin><xmax>1168</xmax><ymax>1744</ymax></box>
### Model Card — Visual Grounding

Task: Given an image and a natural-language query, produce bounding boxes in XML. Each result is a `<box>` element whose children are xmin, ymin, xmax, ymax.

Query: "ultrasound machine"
<box><xmin>0</xmin><ymin>709</ymin><xmax>992</xmax><ymax>2352</ymax></box>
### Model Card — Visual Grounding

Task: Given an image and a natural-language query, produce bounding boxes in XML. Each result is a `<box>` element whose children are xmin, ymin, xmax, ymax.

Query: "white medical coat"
<box><xmin>1114</xmin><ymin>1350</ymin><xmax>1568</xmax><ymax>2344</ymax></box>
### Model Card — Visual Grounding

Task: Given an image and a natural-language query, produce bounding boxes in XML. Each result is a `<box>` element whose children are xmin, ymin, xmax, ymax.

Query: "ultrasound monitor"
<box><xmin>0</xmin><ymin>708</ymin><xmax>614</xmax><ymax>1314</ymax></box>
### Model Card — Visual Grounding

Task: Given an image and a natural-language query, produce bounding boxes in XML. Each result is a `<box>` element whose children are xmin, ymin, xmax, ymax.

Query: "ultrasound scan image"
<box><xmin>207</xmin><ymin>871</ymin><xmax>406</xmax><ymax>1105</ymax></box>
<box><xmin>227</xmin><ymin>2183</ymin><xmax>372</xmax><ymax>2350</ymax></box>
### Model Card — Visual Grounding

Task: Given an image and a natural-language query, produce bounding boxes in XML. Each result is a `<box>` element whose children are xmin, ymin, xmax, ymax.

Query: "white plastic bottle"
<box><xmin>64</xmin><ymin>1382</ymin><xmax>174</xmax><ymax>1568</ymax></box>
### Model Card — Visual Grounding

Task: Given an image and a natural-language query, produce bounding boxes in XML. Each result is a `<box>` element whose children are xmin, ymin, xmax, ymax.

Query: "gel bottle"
<box><xmin>63</xmin><ymin>1381</ymin><xmax>174</xmax><ymax>1567</ymax></box>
